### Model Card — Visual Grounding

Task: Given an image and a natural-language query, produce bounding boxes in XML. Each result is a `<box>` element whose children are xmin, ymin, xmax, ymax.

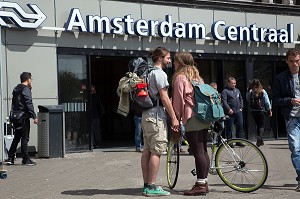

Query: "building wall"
<box><xmin>1</xmin><ymin>0</ymin><xmax>300</xmax><ymax>151</ymax></box>
<box><xmin>52</xmin><ymin>0</ymin><xmax>299</xmax><ymax>54</ymax></box>
<box><xmin>2</xmin><ymin>0</ymin><xmax>58</xmax><ymax>151</ymax></box>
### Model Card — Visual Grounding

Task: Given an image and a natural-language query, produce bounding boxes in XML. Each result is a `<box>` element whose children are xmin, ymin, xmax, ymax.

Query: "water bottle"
<box><xmin>180</xmin><ymin>121</ymin><xmax>185</xmax><ymax>136</ymax></box>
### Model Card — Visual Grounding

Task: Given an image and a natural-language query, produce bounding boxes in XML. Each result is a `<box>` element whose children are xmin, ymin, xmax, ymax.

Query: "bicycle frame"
<box><xmin>167</xmin><ymin>118</ymin><xmax>268</xmax><ymax>192</ymax></box>
<box><xmin>209</xmin><ymin>131</ymin><xmax>243</xmax><ymax>174</ymax></box>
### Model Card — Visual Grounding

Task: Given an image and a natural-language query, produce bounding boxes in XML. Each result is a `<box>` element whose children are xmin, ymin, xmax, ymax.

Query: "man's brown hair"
<box><xmin>286</xmin><ymin>48</ymin><xmax>300</xmax><ymax>60</ymax></box>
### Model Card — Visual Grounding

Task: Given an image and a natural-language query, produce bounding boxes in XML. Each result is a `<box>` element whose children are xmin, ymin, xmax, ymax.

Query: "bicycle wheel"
<box><xmin>215</xmin><ymin>138</ymin><xmax>268</xmax><ymax>192</ymax></box>
<box><xmin>166</xmin><ymin>139</ymin><xmax>180</xmax><ymax>189</ymax></box>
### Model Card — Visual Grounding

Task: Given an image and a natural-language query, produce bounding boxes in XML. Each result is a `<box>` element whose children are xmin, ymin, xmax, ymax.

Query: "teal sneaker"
<box><xmin>144</xmin><ymin>186</ymin><xmax>170</xmax><ymax>197</ymax></box>
<box><xmin>142</xmin><ymin>187</ymin><xmax>147</xmax><ymax>195</ymax></box>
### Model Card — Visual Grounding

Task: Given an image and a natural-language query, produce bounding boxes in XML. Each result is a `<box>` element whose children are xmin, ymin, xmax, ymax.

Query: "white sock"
<box><xmin>196</xmin><ymin>179</ymin><xmax>206</xmax><ymax>184</ymax></box>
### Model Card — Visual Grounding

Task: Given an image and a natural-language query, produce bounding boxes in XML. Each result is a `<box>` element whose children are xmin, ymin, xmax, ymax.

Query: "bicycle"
<box><xmin>166</xmin><ymin>117</ymin><xmax>268</xmax><ymax>193</ymax></box>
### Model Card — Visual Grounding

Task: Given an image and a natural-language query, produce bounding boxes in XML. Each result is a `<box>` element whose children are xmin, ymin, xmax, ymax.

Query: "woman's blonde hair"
<box><xmin>172</xmin><ymin>52</ymin><xmax>202</xmax><ymax>85</ymax></box>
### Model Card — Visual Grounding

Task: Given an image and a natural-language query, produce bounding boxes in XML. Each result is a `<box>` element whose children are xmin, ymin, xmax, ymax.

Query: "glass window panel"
<box><xmin>58</xmin><ymin>55</ymin><xmax>89</xmax><ymax>152</ymax></box>
<box><xmin>223</xmin><ymin>60</ymin><xmax>245</xmax><ymax>94</ymax></box>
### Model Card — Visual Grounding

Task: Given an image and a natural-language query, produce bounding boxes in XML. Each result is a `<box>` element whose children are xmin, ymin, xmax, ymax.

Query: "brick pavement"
<box><xmin>0</xmin><ymin>140</ymin><xmax>299</xmax><ymax>199</ymax></box>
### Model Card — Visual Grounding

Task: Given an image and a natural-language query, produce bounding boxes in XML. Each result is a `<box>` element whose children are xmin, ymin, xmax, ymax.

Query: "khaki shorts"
<box><xmin>142</xmin><ymin>115</ymin><xmax>168</xmax><ymax>155</ymax></box>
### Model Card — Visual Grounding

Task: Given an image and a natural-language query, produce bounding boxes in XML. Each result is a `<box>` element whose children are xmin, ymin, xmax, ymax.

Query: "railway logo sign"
<box><xmin>0</xmin><ymin>2</ymin><xmax>46</xmax><ymax>28</ymax></box>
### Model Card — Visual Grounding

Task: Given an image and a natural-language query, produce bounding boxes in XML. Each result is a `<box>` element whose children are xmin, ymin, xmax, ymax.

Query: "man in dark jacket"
<box><xmin>7</xmin><ymin>72</ymin><xmax>38</xmax><ymax>166</ymax></box>
<box><xmin>273</xmin><ymin>48</ymin><xmax>300</xmax><ymax>192</ymax></box>
<box><xmin>221</xmin><ymin>77</ymin><xmax>245</xmax><ymax>144</ymax></box>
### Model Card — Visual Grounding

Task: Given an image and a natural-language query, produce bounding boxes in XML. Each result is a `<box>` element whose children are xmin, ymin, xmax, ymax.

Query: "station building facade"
<box><xmin>1</xmin><ymin>0</ymin><xmax>300</xmax><ymax>153</ymax></box>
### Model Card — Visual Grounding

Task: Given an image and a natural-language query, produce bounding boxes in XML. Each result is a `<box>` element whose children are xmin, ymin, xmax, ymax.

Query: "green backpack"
<box><xmin>192</xmin><ymin>82</ymin><xmax>225</xmax><ymax>122</ymax></box>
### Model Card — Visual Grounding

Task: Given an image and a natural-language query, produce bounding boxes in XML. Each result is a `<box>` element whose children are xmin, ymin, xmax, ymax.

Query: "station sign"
<box><xmin>0</xmin><ymin>2</ymin><xmax>294</xmax><ymax>43</ymax></box>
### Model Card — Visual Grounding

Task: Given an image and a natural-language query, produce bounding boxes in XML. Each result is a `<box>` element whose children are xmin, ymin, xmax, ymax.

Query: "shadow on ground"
<box><xmin>208</xmin><ymin>183</ymin><xmax>296</xmax><ymax>192</ymax></box>
<box><xmin>260</xmin><ymin>184</ymin><xmax>297</xmax><ymax>191</ymax></box>
<box><xmin>61</xmin><ymin>188</ymin><xmax>142</xmax><ymax>196</ymax></box>
<box><xmin>61</xmin><ymin>183</ymin><xmax>297</xmax><ymax>196</ymax></box>
<box><xmin>61</xmin><ymin>186</ymin><xmax>185</xmax><ymax>196</ymax></box>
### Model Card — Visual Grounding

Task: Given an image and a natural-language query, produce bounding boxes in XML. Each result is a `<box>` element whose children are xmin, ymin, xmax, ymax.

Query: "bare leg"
<box><xmin>141</xmin><ymin>148</ymin><xmax>161</xmax><ymax>184</ymax></box>
<box><xmin>148</xmin><ymin>153</ymin><xmax>161</xmax><ymax>184</ymax></box>
<box><xmin>141</xmin><ymin>148</ymin><xmax>151</xmax><ymax>183</ymax></box>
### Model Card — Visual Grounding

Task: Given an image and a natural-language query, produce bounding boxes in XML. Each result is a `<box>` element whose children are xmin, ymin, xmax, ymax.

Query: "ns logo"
<box><xmin>0</xmin><ymin>2</ymin><xmax>46</xmax><ymax>29</ymax></box>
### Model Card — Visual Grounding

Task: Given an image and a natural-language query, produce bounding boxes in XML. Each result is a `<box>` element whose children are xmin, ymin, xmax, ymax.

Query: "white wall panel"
<box><xmin>179</xmin><ymin>8</ymin><xmax>214</xmax><ymax>53</ymax></box>
<box><xmin>55</xmin><ymin>0</ymin><xmax>102</xmax><ymax>48</ymax></box>
<box><xmin>246</xmin><ymin>13</ymin><xmax>278</xmax><ymax>55</ymax></box>
<box><xmin>277</xmin><ymin>15</ymin><xmax>299</xmax><ymax>55</ymax></box>
<box><xmin>141</xmin><ymin>4</ymin><xmax>179</xmax><ymax>51</ymax></box>
<box><xmin>6</xmin><ymin>45</ymin><xmax>58</xmax><ymax>99</ymax></box>
<box><xmin>101</xmin><ymin>1</ymin><xmax>142</xmax><ymax>50</ymax></box>
<box><xmin>213</xmin><ymin>10</ymin><xmax>247</xmax><ymax>54</ymax></box>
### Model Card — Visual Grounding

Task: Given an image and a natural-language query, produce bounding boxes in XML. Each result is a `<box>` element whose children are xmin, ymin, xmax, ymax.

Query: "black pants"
<box><xmin>8</xmin><ymin>118</ymin><xmax>30</xmax><ymax>160</ymax></box>
<box><xmin>251</xmin><ymin>111</ymin><xmax>265</xmax><ymax>137</ymax></box>
<box><xmin>92</xmin><ymin>118</ymin><xmax>102</xmax><ymax>146</ymax></box>
<box><xmin>185</xmin><ymin>129</ymin><xmax>209</xmax><ymax>179</ymax></box>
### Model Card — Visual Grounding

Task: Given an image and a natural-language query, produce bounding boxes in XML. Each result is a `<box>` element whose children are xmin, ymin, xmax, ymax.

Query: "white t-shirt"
<box><xmin>291</xmin><ymin>74</ymin><xmax>300</xmax><ymax>117</ymax></box>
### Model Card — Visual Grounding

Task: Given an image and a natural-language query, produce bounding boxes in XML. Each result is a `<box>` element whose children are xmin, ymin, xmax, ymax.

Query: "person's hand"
<box><xmin>228</xmin><ymin>109</ymin><xmax>233</xmax><ymax>115</ymax></box>
<box><xmin>34</xmin><ymin>118</ymin><xmax>38</xmax><ymax>124</ymax></box>
<box><xmin>171</xmin><ymin>118</ymin><xmax>180</xmax><ymax>132</ymax></box>
<box><xmin>291</xmin><ymin>98</ymin><xmax>300</xmax><ymax>106</ymax></box>
<box><xmin>268</xmin><ymin>110</ymin><xmax>272</xmax><ymax>117</ymax></box>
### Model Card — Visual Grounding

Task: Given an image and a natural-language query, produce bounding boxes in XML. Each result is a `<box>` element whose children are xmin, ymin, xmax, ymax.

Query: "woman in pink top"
<box><xmin>172</xmin><ymin>52</ymin><xmax>210</xmax><ymax>196</ymax></box>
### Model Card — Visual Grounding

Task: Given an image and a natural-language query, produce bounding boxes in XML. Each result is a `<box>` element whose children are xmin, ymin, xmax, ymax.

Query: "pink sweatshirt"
<box><xmin>172</xmin><ymin>74</ymin><xmax>195</xmax><ymax>125</ymax></box>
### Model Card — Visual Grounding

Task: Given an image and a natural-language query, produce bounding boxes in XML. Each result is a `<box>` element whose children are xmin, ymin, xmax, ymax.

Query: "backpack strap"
<box><xmin>11</xmin><ymin>85</ymin><xmax>25</xmax><ymax>111</ymax></box>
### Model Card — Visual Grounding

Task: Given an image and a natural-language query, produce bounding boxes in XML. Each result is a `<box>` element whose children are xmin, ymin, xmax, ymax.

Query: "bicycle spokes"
<box><xmin>166</xmin><ymin>140</ymin><xmax>180</xmax><ymax>189</ymax></box>
<box><xmin>214</xmin><ymin>139</ymin><xmax>268</xmax><ymax>193</ymax></box>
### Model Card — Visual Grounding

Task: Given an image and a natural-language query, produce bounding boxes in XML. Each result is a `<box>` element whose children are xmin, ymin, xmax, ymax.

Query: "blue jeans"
<box><xmin>134</xmin><ymin>115</ymin><xmax>143</xmax><ymax>149</ymax></box>
<box><xmin>285</xmin><ymin>117</ymin><xmax>300</xmax><ymax>182</ymax></box>
<box><xmin>225</xmin><ymin>111</ymin><xmax>244</xmax><ymax>139</ymax></box>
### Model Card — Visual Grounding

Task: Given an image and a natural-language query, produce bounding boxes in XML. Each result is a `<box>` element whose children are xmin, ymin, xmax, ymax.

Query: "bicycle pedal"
<box><xmin>209</xmin><ymin>168</ymin><xmax>217</xmax><ymax>175</ymax></box>
<box><xmin>191</xmin><ymin>169</ymin><xmax>197</xmax><ymax>176</ymax></box>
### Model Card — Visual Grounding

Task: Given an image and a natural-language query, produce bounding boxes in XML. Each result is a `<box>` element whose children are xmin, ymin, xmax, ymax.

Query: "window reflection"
<box><xmin>58</xmin><ymin>55</ymin><xmax>89</xmax><ymax>152</ymax></box>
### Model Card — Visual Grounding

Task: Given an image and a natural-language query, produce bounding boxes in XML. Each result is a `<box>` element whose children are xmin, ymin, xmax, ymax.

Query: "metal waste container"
<box><xmin>38</xmin><ymin>105</ymin><xmax>65</xmax><ymax>158</ymax></box>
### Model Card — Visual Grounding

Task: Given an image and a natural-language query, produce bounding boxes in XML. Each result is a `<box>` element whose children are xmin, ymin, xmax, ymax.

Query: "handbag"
<box><xmin>9</xmin><ymin>110</ymin><xmax>25</xmax><ymax>127</ymax></box>
<box><xmin>9</xmin><ymin>85</ymin><xmax>25</xmax><ymax>128</ymax></box>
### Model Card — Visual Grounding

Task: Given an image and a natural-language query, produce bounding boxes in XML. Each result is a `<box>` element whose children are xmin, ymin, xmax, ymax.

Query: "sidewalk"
<box><xmin>0</xmin><ymin>140</ymin><xmax>299</xmax><ymax>198</ymax></box>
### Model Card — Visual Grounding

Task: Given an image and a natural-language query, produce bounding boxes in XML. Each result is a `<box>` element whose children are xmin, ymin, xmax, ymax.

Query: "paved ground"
<box><xmin>0</xmin><ymin>140</ymin><xmax>299</xmax><ymax>199</ymax></box>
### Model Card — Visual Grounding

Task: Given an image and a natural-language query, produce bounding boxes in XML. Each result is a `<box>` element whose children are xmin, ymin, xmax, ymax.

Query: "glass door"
<box><xmin>57</xmin><ymin>55</ymin><xmax>90</xmax><ymax>152</ymax></box>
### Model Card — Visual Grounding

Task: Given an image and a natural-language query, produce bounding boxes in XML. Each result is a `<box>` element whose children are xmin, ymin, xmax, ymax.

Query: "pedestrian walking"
<box><xmin>273</xmin><ymin>48</ymin><xmax>300</xmax><ymax>192</ymax></box>
<box><xmin>221</xmin><ymin>77</ymin><xmax>245</xmax><ymax>146</ymax></box>
<box><xmin>247</xmin><ymin>79</ymin><xmax>272</xmax><ymax>147</ymax></box>
<box><xmin>7</xmin><ymin>72</ymin><xmax>38</xmax><ymax>166</ymax></box>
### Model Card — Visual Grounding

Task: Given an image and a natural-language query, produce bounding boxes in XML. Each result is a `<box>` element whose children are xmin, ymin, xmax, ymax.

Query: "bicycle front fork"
<box><xmin>209</xmin><ymin>143</ymin><xmax>218</xmax><ymax>175</ymax></box>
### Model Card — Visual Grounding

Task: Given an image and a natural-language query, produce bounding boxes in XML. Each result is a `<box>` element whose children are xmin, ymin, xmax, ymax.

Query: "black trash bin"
<box><xmin>38</xmin><ymin>105</ymin><xmax>65</xmax><ymax>158</ymax></box>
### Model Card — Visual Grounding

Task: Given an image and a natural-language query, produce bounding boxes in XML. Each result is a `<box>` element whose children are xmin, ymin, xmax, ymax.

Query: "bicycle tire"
<box><xmin>166</xmin><ymin>139</ymin><xmax>180</xmax><ymax>189</ymax></box>
<box><xmin>215</xmin><ymin>138</ymin><xmax>268</xmax><ymax>193</ymax></box>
